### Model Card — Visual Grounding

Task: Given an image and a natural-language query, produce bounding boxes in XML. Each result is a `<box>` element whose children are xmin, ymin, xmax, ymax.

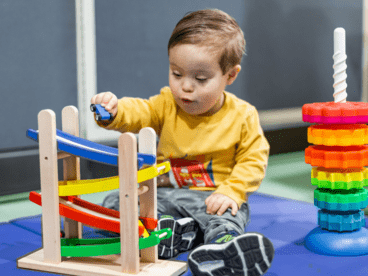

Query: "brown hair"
<box><xmin>168</xmin><ymin>9</ymin><xmax>246</xmax><ymax>75</ymax></box>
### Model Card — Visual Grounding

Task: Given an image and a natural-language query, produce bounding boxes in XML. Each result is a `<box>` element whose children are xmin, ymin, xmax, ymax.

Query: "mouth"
<box><xmin>181</xmin><ymin>98</ymin><xmax>194</xmax><ymax>104</ymax></box>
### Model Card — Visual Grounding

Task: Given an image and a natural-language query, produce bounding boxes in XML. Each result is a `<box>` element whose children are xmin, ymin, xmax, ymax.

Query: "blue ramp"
<box><xmin>26</xmin><ymin>128</ymin><xmax>155</xmax><ymax>168</ymax></box>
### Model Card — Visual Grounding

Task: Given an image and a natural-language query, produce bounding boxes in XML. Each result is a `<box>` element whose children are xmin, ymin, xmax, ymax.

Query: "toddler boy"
<box><xmin>92</xmin><ymin>9</ymin><xmax>274</xmax><ymax>276</ymax></box>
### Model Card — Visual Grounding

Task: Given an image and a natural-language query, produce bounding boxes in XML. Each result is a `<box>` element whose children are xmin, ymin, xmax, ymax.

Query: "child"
<box><xmin>92</xmin><ymin>9</ymin><xmax>274</xmax><ymax>276</ymax></box>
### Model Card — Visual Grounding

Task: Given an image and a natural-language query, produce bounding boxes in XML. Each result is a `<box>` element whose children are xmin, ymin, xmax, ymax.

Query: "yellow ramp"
<box><xmin>59</xmin><ymin>161</ymin><xmax>171</xmax><ymax>196</ymax></box>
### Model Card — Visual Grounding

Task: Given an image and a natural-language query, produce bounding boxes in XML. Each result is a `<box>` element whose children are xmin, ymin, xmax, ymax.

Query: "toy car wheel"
<box><xmin>90</xmin><ymin>104</ymin><xmax>96</xmax><ymax>112</ymax></box>
<box><xmin>96</xmin><ymin>114</ymin><xmax>102</xmax><ymax>121</ymax></box>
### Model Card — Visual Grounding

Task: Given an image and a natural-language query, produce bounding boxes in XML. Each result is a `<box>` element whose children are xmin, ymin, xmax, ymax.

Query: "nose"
<box><xmin>182</xmin><ymin>78</ymin><xmax>194</xmax><ymax>93</ymax></box>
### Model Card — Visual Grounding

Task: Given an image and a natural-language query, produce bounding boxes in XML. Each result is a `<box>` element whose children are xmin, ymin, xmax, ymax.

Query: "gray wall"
<box><xmin>0</xmin><ymin>0</ymin><xmax>77</xmax><ymax>151</ymax></box>
<box><xmin>243</xmin><ymin>0</ymin><xmax>362</xmax><ymax>110</ymax></box>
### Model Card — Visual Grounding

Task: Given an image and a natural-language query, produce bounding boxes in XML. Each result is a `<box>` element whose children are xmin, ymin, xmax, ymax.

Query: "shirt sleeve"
<box><xmin>212</xmin><ymin>106</ymin><xmax>270</xmax><ymax>207</ymax></box>
<box><xmin>95</xmin><ymin>87</ymin><xmax>172</xmax><ymax>136</ymax></box>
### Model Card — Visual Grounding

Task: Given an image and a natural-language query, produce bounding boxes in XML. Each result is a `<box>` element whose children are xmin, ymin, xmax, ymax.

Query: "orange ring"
<box><xmin>305</xmin><ymin>145</ymin><xmax>368</xmax><ymax>168</ymax></box>
<box><xmin>308</xmin><ymin>124</ymin><xmax>368</xmax><ymax>146</ymax></box>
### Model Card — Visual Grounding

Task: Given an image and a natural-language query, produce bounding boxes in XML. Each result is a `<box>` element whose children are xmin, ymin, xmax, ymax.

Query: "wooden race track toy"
<box><xmin>303</xmin><ymin>28</ymin><xmax>368</xmax><ymax>256</ymax></box>
<box><xmin>17</xmin><ymin>106</ymin><xmax>187</xmax><ymax>275</ymax></box>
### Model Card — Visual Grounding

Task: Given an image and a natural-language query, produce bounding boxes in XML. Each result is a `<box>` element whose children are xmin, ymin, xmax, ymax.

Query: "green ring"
<box><xmin>311</xmin><ymin>178</ymin><xmax>367</xmax><ymax>190</ymax></box>
<box><xmin>314</xmin><ymin>188</ymin><xmax>368</xmax><ymax>204</ymax></box>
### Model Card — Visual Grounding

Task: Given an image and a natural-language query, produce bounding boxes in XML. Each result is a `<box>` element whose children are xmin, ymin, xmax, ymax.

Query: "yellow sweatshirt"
<box><xmin>98</xmin><ymin>86</ymin><xmax>270</xmax><ymax>207</ymax></box>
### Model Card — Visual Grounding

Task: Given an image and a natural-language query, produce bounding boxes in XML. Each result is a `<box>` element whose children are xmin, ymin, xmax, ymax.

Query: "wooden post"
<box><xmin>139</xmin><ymin>128</ymin><xmax>158</xmax><ymax>263</ymax></box>
<box><xmin>62</xmin><ymin>106</ymin><xmax>82</xmax><ymax>239</ymax></box>
<box><xmin>38</xmin><ymin>110</ymin><xmax>61</xmax><ymax>263</ymax></box>
<box><xmin>119</xmin><ymin>133</ymin><xmax>139</xmax><ymax>274</ymax></box>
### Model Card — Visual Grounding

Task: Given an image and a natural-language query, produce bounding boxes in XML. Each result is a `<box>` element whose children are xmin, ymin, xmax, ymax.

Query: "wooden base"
<box><xmin>17</xmin><ymin>248</ymin><xmax>187</xmax><ymax>276</ymax></box>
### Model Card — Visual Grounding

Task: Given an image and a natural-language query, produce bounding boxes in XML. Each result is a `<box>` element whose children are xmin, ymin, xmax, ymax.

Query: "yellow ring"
<box><xmin>308</xmin><ymin>125</ymin><xmax>368</xmax><ymax>146</ymax></box>
<box><xmin>311</xmin><ymin>167</ymin><xmax>368</xmax><ymax>183</ymax></box>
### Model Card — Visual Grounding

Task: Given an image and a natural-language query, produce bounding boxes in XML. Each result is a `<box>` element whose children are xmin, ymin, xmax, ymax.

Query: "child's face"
<box><xmin>169</xmin><ymin>44</ymin><xmax>232</xmax><ymax>116</ymax></box>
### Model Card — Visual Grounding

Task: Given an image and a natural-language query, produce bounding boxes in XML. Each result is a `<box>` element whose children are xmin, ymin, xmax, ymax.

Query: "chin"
<box><xmin>179</xmin><ymin>106</ymin><xmax>201</xmax><ymax>115</ymax></box>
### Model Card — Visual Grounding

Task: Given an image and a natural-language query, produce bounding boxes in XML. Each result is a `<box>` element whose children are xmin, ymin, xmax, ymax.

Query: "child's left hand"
<box><xmin>205</xmin><ymin>193</ymin><xmax>239</xmax><ymax>216</ymax></box>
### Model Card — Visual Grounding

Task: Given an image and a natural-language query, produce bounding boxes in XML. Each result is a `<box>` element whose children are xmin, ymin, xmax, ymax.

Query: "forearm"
<box><xmin>96</xmin><ymin>97</ymin><xmax>162</xmax><ymax>134</ymax></box>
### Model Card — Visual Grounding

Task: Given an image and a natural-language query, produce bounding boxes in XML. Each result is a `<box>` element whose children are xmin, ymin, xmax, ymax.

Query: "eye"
<box><xmin>172</xmin><ymin>72</ymin><xmax>181</xmax><ymax>78</ymax></box>
<box><xmin>196</xmin><ymin>77</ymin><xmax>207</xmax><ymax>82</ymax></box>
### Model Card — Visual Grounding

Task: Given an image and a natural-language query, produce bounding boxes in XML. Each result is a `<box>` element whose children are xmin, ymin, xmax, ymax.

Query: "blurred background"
<box><xmin>0</xmin><ymin>1</ymin><xmax>366</xmax><ymax>216</ymax></box>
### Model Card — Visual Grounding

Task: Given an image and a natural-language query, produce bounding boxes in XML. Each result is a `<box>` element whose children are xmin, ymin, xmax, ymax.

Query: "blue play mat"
<box><xmin>2</xmin><ymin>192</ymin><xmax>368</xmax><ymax>275</ymax></box>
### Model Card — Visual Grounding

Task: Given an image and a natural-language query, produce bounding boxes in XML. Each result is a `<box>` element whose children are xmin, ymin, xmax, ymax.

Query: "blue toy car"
<box><xmin>90</xmin><ymin>104</ymin><xmax>113</xmax><ymax>121</ymax></box>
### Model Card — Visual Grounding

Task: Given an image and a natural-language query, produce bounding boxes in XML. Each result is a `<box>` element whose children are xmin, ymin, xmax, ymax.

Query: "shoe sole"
<box><xmin>188</xmin><ymin>232</ymin><xmax>274</xmax><ymax>276</ymax></box>
<box><xmin>157</xmin><ymin>217</ymin><xmax>198</xmax><ymax>259</ymax></box>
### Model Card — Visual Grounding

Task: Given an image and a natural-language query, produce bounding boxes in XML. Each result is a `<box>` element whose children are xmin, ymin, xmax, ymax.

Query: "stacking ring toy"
<box><xmin>303</xmin><ymin>28</ymin><xmax>368</xmax><ymax>256</ymax></box>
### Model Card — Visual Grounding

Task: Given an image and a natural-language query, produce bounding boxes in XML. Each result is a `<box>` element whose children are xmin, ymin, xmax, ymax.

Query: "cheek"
<box><xmin>168</xmin><ymin>76</ymin><xmax>175</xmax><ymax>89</ymax></box>
<box><xmin>204</xmin><ymin>93</ymin><xmax>218</xmax><ymax>106</ymax></box>
<box><xmin>200</xmin><ymin>83</ymin><xmax>219</xmax><ymax>103</ymax></box>
<box><xmin>169</xmin><ymin>78</ymin><xmax>180</xmax><ymax>98</ymax></box>
<box><xmin>169</xmin><ymin>75</ymin><xmax>179</xmax><ymax>87</ymax></box>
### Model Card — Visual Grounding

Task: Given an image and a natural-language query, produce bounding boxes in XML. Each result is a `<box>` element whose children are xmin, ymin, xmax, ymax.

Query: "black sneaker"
<box><xmin>188</xmin><ymin>231</ymin><xmax>274</xmax><ymax>276</ymax></box>
<box><xmin>157</xmin><ymin>215</ymin><xmax>198</xmax><ymax>259</ymax></box>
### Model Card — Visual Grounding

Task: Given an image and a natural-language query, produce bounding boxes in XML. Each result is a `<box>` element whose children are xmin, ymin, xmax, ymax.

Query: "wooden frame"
<box><xmin>17</xmin><ymin>106</ymin><xmax>187</xmax><ymax>276</ymax></box>
<box><xmin>62</xmin><ymin>106</ymin><xmax>83</xmax><ymax>240</ymax></box>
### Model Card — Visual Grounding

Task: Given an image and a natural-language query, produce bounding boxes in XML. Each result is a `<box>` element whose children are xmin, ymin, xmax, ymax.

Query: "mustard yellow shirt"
<box><xmin>99</xmin><ymin>86</ymin><xmax>270</xmax><ymax>207</ymax></box>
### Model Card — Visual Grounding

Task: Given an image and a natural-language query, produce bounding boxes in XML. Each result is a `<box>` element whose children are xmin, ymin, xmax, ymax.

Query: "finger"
<box><xmin>206</xmin><ymin>198</ymin><xmax>217</xmax><ymax>214</ymax></box>
<box><xmin>208</xmin><ymin>200</ymin><xmax>222</xmax><ymax>215</ymax></box>
<box><xmin>110</xmin><ymin>105</ymin><xmax>118</xmax><ymax>117</ymax></box>
<box><xmin>205</xmin><ymin>194</ymin><xmax>212</xmax><ymax>206</ymax></box>
<box><xmin>105</xmin><ymin>96</ymin><xmax>117</xmax><ymax>111</ymax></box>
<box><xmin>217</xmin><ymin>202</ymin><xmax>231</xmax><ymax>216</ymax></box>
<box><xmin>206</xmin><ymin>198</ymin><xmax>213</xmax><ymax>214</ymax></box>
<box><xmin>207</xmin><ymin>194</ymin><xmax>224</xmax><ymax>214</ymax></box>
<box><xmin>207</xmin><ymin>204</ymin><xmax>217</xmax><ymax>215</ymax></box>
<box><xmin>101</xmin><ymin>92</ymin><xmax>113</xmax><ymax>107</ymax></box>
<box><xmin>205</xmin><ymin>194</ymin><xmax>216</xmax><ymax>212</ymax></box>
<box><xmin>91</xmin><ymin>95</ymin><xmax>97</xmax><ymax>104</ymax></box>
<box><xmin>231</xmin><ymin>202</ymin><xmax>239</xmax><ymax>216</ymax></box>
<box><xmin>94</xmin><ymin>93</ymin><xmax>105</xmax><ymax>105</ymax></box>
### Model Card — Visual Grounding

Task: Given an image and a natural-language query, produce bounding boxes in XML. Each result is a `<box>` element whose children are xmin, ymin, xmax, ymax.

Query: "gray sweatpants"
<box><xmin>102</xmin><ymin>188</ymin><xmax>250</xmax><ymax>244</ymax></box>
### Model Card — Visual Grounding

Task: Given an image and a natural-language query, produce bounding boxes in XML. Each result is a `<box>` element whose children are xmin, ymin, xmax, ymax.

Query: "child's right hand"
<box><xmin>91</xmin><ymin>92</ymin><xmax>118</xmax><ymax>118</ymax></box>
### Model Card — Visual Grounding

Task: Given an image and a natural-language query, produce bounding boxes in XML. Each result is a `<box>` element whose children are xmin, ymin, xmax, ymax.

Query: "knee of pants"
<box><xmin>206</xmin><ymin>204</ymin><xmax>250</xmax><ymax>232</ymax></box>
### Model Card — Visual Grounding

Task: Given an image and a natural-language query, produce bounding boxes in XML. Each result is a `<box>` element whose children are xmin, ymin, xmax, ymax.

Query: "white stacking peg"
<box><xmin>333</xmin><ymin>28</ymin><xmax>348</xmax><ymax>103</ymax></box>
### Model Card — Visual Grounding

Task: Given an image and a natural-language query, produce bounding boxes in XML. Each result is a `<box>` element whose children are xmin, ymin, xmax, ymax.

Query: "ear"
<box><xmin>226</xmin><ymin>65</ymin><xmax>241</xmax><ymax>85</ymax></box>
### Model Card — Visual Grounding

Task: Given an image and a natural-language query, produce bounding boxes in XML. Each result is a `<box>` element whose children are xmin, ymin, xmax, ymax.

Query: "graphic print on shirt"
<box><xmin>169</xmin><ymin>157</ymin><xmax>215</xmax><ymax>188</ymax></box>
